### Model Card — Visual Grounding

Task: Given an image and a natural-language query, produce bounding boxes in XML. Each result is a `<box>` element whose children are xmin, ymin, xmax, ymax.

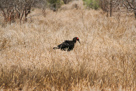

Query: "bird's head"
<box><xmin>73</xmin><ymin>37</ymin><xmax>80</xmax><ymax>43</ymax></box>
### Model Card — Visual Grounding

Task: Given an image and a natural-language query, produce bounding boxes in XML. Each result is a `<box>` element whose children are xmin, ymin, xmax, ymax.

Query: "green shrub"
<box><xmin>83</xmin><ymin>0</ymin><xmax>100</xmax><ymax>10</ymax></box>
<box><xmin>63</xmin><ymin>0</ymin><xmax>72</xmax><ymax>4</ymax></box>
<box><xmin>47</xmin><ymin>0</ymin><xmax>63</xmax><ymax>11</ymax></box>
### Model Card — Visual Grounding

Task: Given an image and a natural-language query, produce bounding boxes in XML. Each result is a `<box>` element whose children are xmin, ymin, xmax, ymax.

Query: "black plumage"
<box><xmin>53</xmin><ymin>37</ymin><xmax>80</xmax><ymax>51</ymax></box>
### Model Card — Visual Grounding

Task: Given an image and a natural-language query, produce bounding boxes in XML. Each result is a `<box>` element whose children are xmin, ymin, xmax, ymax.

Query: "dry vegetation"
<box><xmin>0</xmin><ymin>1</ymin><xmax>136</xmax><ymax>91</ymax></box>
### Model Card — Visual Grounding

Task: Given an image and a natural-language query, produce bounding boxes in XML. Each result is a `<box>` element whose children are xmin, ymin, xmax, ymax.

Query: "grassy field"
<box><xmin>0</xmin><ymin>2</ymin><xmax>136</xmax><ymax>91</ymax></box>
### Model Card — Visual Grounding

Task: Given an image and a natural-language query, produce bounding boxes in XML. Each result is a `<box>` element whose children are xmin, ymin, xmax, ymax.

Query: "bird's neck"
<box><xmin>73</xmin><ymin>40</ymin><xmax>77</xmax><ymax>43</ymax></box>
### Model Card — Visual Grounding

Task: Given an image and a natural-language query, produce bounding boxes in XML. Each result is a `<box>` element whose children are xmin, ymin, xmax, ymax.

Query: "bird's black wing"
<box><xmin>58</xmin><ymin>40</ymin><xmax>70</xmax><ymax>49</ymax></box>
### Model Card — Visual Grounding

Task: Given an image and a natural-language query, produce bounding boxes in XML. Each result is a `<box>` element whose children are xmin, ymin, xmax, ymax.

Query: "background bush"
<box><xmin>47</xmin><ymin>0</ymin><xmax>63</xmax><ymax>11</ymax></box>
<box><xmin>63</xmin><ymin>0</ymin><xmax>72</xmax><ymax>4</ymax></box>
<box><xmin>83</xmin><ymin>0</ymin><xmax>100</xmax><ymax>10</ymax></box>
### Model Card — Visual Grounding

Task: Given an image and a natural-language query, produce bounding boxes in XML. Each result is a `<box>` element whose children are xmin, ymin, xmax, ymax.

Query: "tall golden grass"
<box><xmin>0</xmin><ymin>6</ymin><xmax>136</xmax><ymax>91</ymax></box>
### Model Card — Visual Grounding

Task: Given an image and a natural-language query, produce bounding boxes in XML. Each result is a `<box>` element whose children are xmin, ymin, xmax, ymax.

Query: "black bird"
<box><xmin>53</xmin><ymin>37</ymin><xmax>80</xmax><ymax>51</ymax></box>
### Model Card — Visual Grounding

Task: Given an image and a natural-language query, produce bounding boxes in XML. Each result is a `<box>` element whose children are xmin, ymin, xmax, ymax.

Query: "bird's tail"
<box><xmin>53</xmin><ymin>47</ymin><xmax>59</xmax><ymax>49</ymax></box>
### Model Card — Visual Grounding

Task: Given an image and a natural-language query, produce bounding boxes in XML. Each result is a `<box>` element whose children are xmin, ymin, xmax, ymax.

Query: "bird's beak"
<box><xmin>78</xmin><ymin>40</ymin><xmax>80</xmax><ymax>44</ymax></box>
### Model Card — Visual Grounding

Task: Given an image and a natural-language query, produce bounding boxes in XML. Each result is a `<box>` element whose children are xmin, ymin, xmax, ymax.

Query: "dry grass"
<box><xmin>0</xmin><ymin>3</ymin><xmax>136</xmax><ymax>91</ymax></box>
